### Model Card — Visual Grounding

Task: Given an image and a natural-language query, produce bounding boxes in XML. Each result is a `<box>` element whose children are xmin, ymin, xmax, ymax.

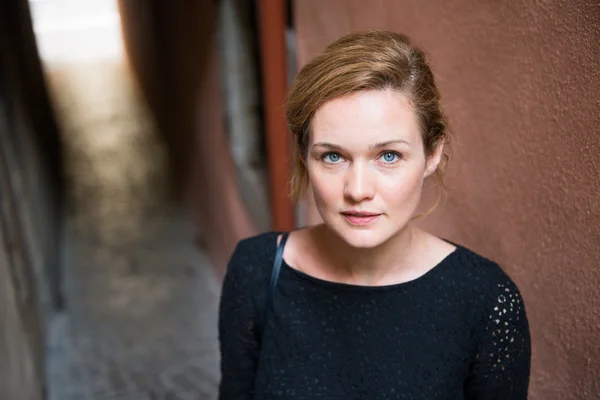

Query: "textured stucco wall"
<box><xmin>119</xmin><ymin>0</ymin><xmax>260</xmax><ymax>274</ymax></box>
<box><xmin>294</xmin><ymin>1</ymin><xmax>600</xmax><ymax>398</ymax></box>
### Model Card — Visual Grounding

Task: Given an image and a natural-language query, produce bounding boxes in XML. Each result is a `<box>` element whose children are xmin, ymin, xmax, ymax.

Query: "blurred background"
<box><xmin>0</xmin><ymin>0</ymin><xmax>597</xmax><ymax>399</ymax></box>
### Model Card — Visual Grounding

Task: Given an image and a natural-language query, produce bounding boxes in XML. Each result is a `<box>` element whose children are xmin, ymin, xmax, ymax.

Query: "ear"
<box><xmin>424</xmin><ymin>142</ymin><xmax>444</xmax><ymax>178</ymax></box>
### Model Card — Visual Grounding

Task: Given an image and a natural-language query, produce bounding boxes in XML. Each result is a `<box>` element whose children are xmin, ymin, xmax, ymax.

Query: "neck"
<box><xmin>316</xmin><ymin>223</ymin><xmax>421</xmax><ymax>286</ymax></box>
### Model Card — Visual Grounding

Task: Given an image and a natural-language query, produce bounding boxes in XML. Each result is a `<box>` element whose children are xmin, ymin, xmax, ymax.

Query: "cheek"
<box><xmin>308</xmin><ymin>166</ymin><xmax>341</xmax><ymax>206</ymax></box>
<box><xmin>379</xmin><ymin>168</ymin><xmax>425</xmax><ymax>204</ymax></box>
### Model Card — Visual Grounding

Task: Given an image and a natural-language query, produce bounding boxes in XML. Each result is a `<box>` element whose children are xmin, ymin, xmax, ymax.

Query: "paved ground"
<box><xmin>43</xmin><ymin>56</ymin><xmax>221</xmax><ymax>399</ymax></box>
<box><xmin>46</xmin><ymin>210</ymin><xmax>221</xmax><ymax>400</ymax></box>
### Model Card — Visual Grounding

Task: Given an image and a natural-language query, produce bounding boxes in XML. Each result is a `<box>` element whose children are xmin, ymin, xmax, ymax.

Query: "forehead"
<box><xmin>310</xmin><ymin>90</ymin><xmax>421</xmax><ymax>146</ymax></box>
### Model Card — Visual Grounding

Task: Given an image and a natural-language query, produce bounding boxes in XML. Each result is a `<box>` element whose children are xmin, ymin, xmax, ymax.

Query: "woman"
<box><xmin>218</xmin><ymin>30</ymin><xmax>531</xmax><ymax>399</ymax></box>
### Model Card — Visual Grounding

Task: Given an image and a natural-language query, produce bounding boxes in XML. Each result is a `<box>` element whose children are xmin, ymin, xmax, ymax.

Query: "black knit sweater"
<box><xmin>218</xmin><ymin>232</ymin><xmax>531</xmax><ymax>399</ymax></box>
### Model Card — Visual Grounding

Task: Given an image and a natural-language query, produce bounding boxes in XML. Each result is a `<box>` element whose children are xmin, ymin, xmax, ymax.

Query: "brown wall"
<box><xmin>118</xmin><ymin>0</ymin><xmax>258</xmax><ymax>274</ymax></box>
<box><xmin>118</xmin><ymin>0</ymin><xmax>214</xmax><ymax>191</ymax></box>
<box><xmin>294</xmin><ymin>1</ymin><xmax>600</xmax><ymax>398</ymax></box>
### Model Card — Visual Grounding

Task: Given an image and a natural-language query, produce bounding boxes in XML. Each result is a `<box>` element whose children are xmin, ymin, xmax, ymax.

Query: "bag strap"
<box><xmin>262</xmin><ymin>232</ymin><xmax>289</xmax><ymax>334</ymax></box>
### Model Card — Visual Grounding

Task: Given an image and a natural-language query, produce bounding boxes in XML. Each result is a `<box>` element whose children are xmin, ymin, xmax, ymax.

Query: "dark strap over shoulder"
<box><xmin>262</xmin><ymin>232</ymin><xmax>289</xmax><ymax>335</ymax></box>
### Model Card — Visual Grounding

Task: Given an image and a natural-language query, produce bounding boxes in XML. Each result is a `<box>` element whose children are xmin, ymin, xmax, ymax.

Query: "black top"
<box><xmin>218</xmin><ymin>232</ymin><xmax>531</xmax><ymax>400</ymax></box>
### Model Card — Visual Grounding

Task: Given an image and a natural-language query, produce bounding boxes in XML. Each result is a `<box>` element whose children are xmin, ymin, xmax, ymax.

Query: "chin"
<box><xmin>327</xmin><ymin>219</ymin><xmax>394</xmax><ymax>250</ymax></box>
<box><xmin>343</xmin><ymin>234</ymin><xmax>384</xmax><ymax>249</ymax></box>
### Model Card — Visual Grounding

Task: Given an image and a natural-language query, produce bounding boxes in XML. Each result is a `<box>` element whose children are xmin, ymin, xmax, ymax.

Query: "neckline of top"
<box><xmin>269</xmin><ymin>231</ymin><xmax>464</xmax><ymax>292</ymax></box>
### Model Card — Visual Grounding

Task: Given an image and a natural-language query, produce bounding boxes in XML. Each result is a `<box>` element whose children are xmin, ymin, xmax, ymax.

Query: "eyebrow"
<box><xmin>312</xmin><ymin>139</ymin><xmax>409</xmax><ymax>150</ymax></box>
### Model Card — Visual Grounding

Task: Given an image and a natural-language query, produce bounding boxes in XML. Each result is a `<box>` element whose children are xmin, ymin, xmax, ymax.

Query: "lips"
<box><xmin>341</xmin><ymin>211</ymin><xmax>382</xmax><ymax>226</ymax></box>
<box><xmin>342</xmin><ymin>211</ymin><xmax>380</xmax><ymax>217</ymax></box>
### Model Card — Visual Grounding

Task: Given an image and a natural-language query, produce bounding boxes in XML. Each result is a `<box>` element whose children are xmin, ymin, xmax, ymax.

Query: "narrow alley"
<box><xmin>44</xmin><ymin>62</ymin><xmax>221</xmax><ymax>399</ymax></box>
<box><xmin>33</xmin><ymin>1</ymin><xmax>221</xmax><ymax>398</ymax></box>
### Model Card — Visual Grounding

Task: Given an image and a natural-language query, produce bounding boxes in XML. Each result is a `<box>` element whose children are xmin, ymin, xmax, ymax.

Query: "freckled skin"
<box><xmin>307</xmin><ymin>89</ymin><xmax>442</xmax><ymax>249</ymax></box>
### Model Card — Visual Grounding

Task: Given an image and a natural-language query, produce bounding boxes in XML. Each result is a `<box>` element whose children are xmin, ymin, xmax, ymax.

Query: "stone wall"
<box><xmin>0</xmin><ymin>0</ymin><xmax>65</xmax><ymax>398</ymax></box>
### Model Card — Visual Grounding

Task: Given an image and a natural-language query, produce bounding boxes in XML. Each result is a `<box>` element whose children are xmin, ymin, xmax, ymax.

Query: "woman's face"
<box><xmin>307</xmin><ymin>89</ymin><xmax>442</xmax><ymax>249</ymax></box>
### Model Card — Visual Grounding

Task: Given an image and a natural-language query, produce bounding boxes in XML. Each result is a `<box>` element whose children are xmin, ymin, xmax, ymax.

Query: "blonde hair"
<box><xmin>286</xmin><ymin>30</ymin><xmax>451</xmax><ymax>210</ymax></box>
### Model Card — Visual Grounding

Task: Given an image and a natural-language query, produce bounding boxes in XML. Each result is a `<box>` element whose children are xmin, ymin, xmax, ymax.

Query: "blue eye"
<box><xmin>324</xmin><ymin>152</ymin><xmax>342</xmax><ymax>163</ymax></box>
<box><xmin>381</xmin><ymin>151</ymin><xmax>399</xmax><ymax>163</ymax></box>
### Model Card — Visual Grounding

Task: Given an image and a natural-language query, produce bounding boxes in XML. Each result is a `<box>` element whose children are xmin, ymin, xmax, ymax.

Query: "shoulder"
<box><xmin>451</xmin><ymin>245</ymin><xmax>531</xmax><ymax>374</ymax></box>
<box><xmin>450</xmin><ymin>243</ymin><xmax>517</xmax><ymax>286</ymax></box>
<box><xmin>225</xmin><ymin>231</ymin><xmax>280</xmax><ymax>287</ymax></box>
<box><xmin>450</xmin><ymin>243</ymin><xmax>527</xmax><ymax>314</ymax></box>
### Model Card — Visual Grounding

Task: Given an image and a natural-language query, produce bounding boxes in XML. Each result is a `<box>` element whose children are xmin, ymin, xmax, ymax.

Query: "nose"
<box><xmin>344</xmin><ymin>162</ymin><xmax>375</xmax><ymax>202</ymax></box>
